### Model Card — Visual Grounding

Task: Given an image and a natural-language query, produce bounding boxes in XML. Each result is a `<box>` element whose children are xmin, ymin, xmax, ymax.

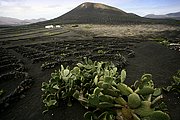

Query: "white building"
<box><xmin>55</xmin><ymin>25</ymin><xmax>61</xmax><ymax>28</ymax></box>
<box><xmin>45</xmin><ymin>25</ymin><xmax>53</xmax><ymax>29</ymax></box>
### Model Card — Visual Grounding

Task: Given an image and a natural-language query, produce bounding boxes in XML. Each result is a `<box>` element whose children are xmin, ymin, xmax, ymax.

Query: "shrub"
<box><xmin>164</xmin><ymin>70</ymin><xmax>180</xmax><ymax>93</ymax></box>
<box><xmin>97</xmin><ymin>50</ymin><xmax>105</xmax><ymax>54</ymax></box>
<box><xmin>159</xmin><ymin>40</ymin><xmax>170</xmax><ymax>47</ymax></box>
<box><xmin>0</xmin><ymin>89</ymin><xmax>3</xmax><ymax>97</ymax></box>
<box><xmin>42</xmin><ymin>57</ymin><xmax>170</xmax><ymax>120</ymax></box>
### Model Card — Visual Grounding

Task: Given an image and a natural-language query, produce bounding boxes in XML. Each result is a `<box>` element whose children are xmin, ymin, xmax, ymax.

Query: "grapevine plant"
<box><xmin>42</xmin><ymin>57</ymin><xmax>170</xmax><ymax>120</ymax></box>
<box><xmin>164</xmin><ymin>70</ymin><xmax>180</xmax><ymax>93</ymax></box>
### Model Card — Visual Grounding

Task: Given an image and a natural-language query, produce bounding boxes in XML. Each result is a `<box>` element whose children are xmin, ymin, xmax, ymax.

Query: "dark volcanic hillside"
<box><xmin>31</xmin><ymin>2</ymin><xmax>180</xmax><ymax>26</ymax></box>
<box><xmin>48</xmin><ymin>2</ymin><xmax>145</xmax><ymax>24</ymax></box>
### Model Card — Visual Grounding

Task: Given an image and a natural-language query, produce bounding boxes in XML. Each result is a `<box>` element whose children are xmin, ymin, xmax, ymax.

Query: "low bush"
<box><xmin>42</xmin><ymin>57</ymin><xmax>170</xmax><ymax>120</ymax></box>
<box><xmin>164</xmin><ymin>70</ymin><xmax>180</xmax><ymax>93</ymax></box>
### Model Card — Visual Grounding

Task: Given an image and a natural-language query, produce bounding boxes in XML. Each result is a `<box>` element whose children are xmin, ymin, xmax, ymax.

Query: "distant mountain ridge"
<box><xmin>145</xmin><ymin>12</ymin><xmax>180</xmax><ymax>20</ymax></box>
<box><xmin>47</xmin><ymin>2</ymin><xmax>144</xmax><ymax>25</ymax></box>
<box><xmin>0</xmin><ymin>16</ymin><xmax>46</xmax><ymax>25</ymax></box>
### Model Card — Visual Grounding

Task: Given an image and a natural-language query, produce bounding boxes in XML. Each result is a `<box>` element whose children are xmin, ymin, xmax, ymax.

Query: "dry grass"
<box><xmin>68</xmin><ymin>24</ymin><xmax>179</xmax><ymax>38</ymax></box>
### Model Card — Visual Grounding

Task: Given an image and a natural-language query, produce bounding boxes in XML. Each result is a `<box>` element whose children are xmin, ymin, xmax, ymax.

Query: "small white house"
<box><xmin>55</xmin><ymin>25</ymin><xmax>61</xmax><ymax>28</ymax></box>
<box><xmin>45</xmin><ymin>25</ymin><xmax>53</xmax><ymax>29</ymax></box>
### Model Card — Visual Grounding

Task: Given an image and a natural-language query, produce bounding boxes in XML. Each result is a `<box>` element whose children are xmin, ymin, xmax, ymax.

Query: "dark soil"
<box><xmin>126</xmin><ymin>41</ymin><xmax>180</xmax><ymax>120</ymax></box>
<box><xmin>0</xmin><ymin>28</ymin><xmax>180</xmax><ymax>120</ymax></box>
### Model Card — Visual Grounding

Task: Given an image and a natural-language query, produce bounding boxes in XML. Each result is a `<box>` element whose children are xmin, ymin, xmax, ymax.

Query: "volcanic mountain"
<box><xmin>0</xmin><ymin>16</ymin><xmax>46</xmax><ymax>25</ymax></box>
<box><xmin>145</xmin><ymin>12</ymin><xmax>180</xmax><ymax>20</ymax></box>
<box><xmin>47</xmin><ymin>2</ymin><xmax>145</xmax><ymax>24</ymax></box>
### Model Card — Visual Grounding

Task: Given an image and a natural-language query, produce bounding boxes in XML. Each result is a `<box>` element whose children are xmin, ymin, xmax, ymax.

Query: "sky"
<box><xmin>0</xmin><ymin>0</ymin><xmax>180</xmax><ymax>20</ymax></box>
